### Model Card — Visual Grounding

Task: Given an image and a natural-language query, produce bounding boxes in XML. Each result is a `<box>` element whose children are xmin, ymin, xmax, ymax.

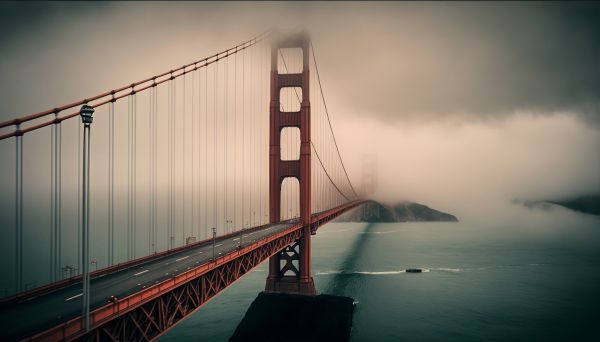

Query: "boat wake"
<box><xmin>319</xmin><ymin>228</ymin><xmax>354</xmax><ymax>234</ymax></box>
<box><xmin>429</xmin><ymin>267</ymin><xmax>461</xmax><ymax>272</ymax></box>
<box><xmin>358</xmin><ymin>230</ymin><xmax>398</xmax><ymax>235</ymax></box>
<box><xmin>316</xmin><ymin>268</ymin><xmax>467</xmax><ymax>276</ymax></box>
<box><xmin>355</xmin><ymin>270</ymin><xmax>408</xmax><ymax>275</ymax></box>
<box><xmin>315</xmin><ymin>267</ymin><xmax>466</xmax><ymax>276</ymax></box>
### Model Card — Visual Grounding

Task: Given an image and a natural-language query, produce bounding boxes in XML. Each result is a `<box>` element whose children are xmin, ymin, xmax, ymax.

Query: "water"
<box><xmin>161</xmin><ymin>205</ymin><xmax>600</xmax><ymax>341</ymax></box>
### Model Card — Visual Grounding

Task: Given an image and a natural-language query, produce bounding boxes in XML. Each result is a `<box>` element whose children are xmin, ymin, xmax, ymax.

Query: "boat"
<box><xmin>406</xmin><ymin>268</ymin><xmax>422</xmax><ymax>273</ymax></box>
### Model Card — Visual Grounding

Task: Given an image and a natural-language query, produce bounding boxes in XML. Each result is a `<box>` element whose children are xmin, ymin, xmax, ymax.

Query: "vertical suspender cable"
<box><xmin>204</xmin><ymin>66</ymin><xmax>208</xmax><ymax>240</ymax></box>
<box><xmin>258</xmin><ymin>43</ymin><xmax>262</xmax><ymax>223</ymax></box>
<box><xmin>183</xmin><ymin>73</ymin><xmax>186</xmax><ymax>244</ymax></box>
<box><xmin>148</xmin><ymin>89</ymin><xmax>153</xmax><ymax>254</ymax></box>
<box><xmin>51</xmin><ymin>116</ymin><xmax>56</xmax><ymax>280</ymax></box>
<box><xmin>167</xmin><ymin>81</ymin><xmax>170</xmax><ymax>249</ymax></box>
<box><xmin>311</xmin><ymin>43</ymin><xmax>358</xmax><ymax>200</ymax></box>
<box><xmin>260</xmin><ymin>42</ymin><xmax>265</xmax><ymax>224</ymax></box>
<box><xmin>133</xmin><ymin>93</ymin><xmax>137</xmax><ymax>258</ymax></box>
<box><xmin>259</xmin><ymin>43</ymin><xmax>263</xmax><ymax>223</ymax></box>
<box><xmin>77</xmin><ymin>123</ymin><xmax>81</xmax><ymax>274</ymax></box>
<box><xmin>242</xmin><ymin>47</ymin><xmax>245</xmax><ymax>229</ymax></box>
<box><xmin>250</xmin><ymin>44</ymin><xmax>254</xmax><ymax>226</ymax></box>
<box><xmin>172</xmin><ymin>79</ymin><xmax>176</xmax><ymax>248</ymax></box>
<box><xmin>224</xmin><ymin>56</ymin><xmax>228</xmax><ymax>234</ymax></box>
<box><xmin>15</xmin><ymin>131</ymin><xmax>23</xmax><ymax>292</ymax></box>
<box><xmin>127</xmin><ymin>95</ymin><xmax>132</xmax><ymax>260</ymax></box>
<box><xmin>108</xmin><ymin>100</ymin><xmax>114</xmax><ymax>264</ymax></box>
<box><xmin>168</xmin><ymin>83</ymin><xmax>171</xmax><ymax>248</ymax></box>
<box><xmin>169</xmin><ymin>81</ymin><xmax>172</xmax><ymax>248</ymax></box>
<box><xmin>192</xmin><ymin>68</ymin><xmax>195</xmax><ymax>240</ymax></box>
<box><xmin>154</xmin><ymin>86</ymin><xmax>158</xmax><ymax>251</ymax></box>
<box><xmin>153</xmin><ymin>87</ymin><xmax>157</xmax><ymax>251</ymax></box>
<box><xmin>169</xmin><ymin>79</ymin><xmax>177</xmax><ymax>248</ymax></box>
<box><xmin>214</xmin><ymin>57</ymin><xmax>218</xmax><ymax>235</ymax></box>
<box><xmin>197</xmin><ymin>65</ymin><xmax>202</xmax><ymax>240</ymax></box>
<box><xmin>57</xmin><ymin>116</ymin><xmax>62</xmax><ymax>278</ymax></box>
<box><xmin>234</xmin><ymin>49</ymin><xmax>237</xmax><ymax>231</ymax></box>
<box><xmin>259</xmin><ymin>44</ymin><xmax>262</xmax><ymax>223</ymax></box>
<box><xmin>172</xmin><ymin>80</ymin><xmax>176</xmax><ymax>247</ymax></box>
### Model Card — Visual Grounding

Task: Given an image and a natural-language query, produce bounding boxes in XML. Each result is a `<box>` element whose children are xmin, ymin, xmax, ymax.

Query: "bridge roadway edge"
<box><xmin>20</xmin><ymin>201</ymin><xmax>362</xmax><ymax>341</ymax></box>
<box><xmin>1</xmin><ymin>219</ymin><xmax>289</xmax><ymax>307</ymax></box>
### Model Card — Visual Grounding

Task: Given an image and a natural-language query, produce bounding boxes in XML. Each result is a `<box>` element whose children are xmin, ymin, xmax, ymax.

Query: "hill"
<box><xmin>336</xmin><ymin>200</ymin><xmax>458</xmax><ymax>223</ymax></box>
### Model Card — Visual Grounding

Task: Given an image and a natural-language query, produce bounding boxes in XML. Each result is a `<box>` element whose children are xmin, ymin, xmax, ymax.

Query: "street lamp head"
<box><xmin>80</xmin><ymin>105</ymin><xmax>94</xmax><ymax>125</ymax></box>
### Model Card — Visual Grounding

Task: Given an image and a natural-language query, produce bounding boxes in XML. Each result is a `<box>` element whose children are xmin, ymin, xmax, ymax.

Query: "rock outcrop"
<box><xmin>336</xmin><ymin>200</ymin><xmax>458</xmax><ymax>223</ymax></box>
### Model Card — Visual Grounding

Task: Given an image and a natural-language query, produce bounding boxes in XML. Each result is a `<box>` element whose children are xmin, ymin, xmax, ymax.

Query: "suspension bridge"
<box><xmin>0</xmin><ymin>31</ymin><xmax>363</xmax><ymax>341</ymax></box>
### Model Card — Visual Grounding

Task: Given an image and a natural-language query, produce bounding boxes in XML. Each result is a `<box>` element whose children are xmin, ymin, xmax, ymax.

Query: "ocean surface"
<box><xmin>161</xmin><ymin>205</ymin><xmax>600</xmax><ymax>341</ymax></box>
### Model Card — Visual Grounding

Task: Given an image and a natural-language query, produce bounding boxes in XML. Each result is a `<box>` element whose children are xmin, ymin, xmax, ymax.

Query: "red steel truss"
<box><xmin>23</xmin><ymin>202</ymin><xmax>361</xmax><ymax>342</ymax></box>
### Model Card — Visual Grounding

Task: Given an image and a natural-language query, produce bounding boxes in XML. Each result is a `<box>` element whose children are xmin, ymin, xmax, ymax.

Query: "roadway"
<box><xmin>0</xmin><ymin>220</ymin><xmax>298</xmax><ymax>341</ymax></box>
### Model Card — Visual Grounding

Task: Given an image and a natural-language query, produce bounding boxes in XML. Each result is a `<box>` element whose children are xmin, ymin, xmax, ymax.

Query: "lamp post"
<box><xmin>80</xmin><ymin>104</ymin><xmax>94</xmax><ymax>332</ymax></box>
<box><xmin>212</xmin><ymin>227</ymin><xmax>216</xmax><ymax>261</ymax></box>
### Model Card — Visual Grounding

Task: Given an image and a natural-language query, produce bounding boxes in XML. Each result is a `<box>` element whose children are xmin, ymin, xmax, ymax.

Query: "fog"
<box><xmin>337</xmin><ymin>112</ymin><xmax>600</xmax><ymax>221</ymax></box>
<box><xmin>1</xmin><ymin>2</ymin><xmax>599</xmax><ymax>292</ymax></box>
<box><xmin>1</xmin><ymin>1</ymin><xmax>598</xmax><ymax>220</ymax></box>
<box><xmin>2</xmin><ymin>2</ymin><xmax>600</xmax><ymax>122</ymax></box>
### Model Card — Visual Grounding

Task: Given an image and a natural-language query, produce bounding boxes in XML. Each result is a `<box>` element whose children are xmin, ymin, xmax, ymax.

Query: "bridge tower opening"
<box><xmin>265</xmin><ymin>32</ymin><xmax>316</xmax><ymax>295</ymax></box>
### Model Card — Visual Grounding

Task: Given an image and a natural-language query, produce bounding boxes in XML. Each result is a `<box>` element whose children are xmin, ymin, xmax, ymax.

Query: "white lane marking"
<box><xmin>134</xmin><ymin>269</ymin><xmax>149</xmax><ymax>276</ymax></box>
<box><xmin>233</xmin><ymin>238</ymin><xmax>240</xmax><ymax>241</ymax></box>
<box><xmin>175</xmin><ymin>256</ymin><xmax>190</xmax><ymax>262</ymax></box>
<box><xmin>215</xmin><ymin>244</ymin><xmax>223</xmax><ymax>247</ymax></box>
<box><xmin>65</xmin><ymin>293</ymin><xmax>83</xmax><ymax>301</ymax></box>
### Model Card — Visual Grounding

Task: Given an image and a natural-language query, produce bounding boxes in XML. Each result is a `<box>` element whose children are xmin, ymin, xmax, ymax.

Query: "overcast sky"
<box><xmin>2</xmin><ymin>0</ymin><xmax>600</xmax><ymax>294</ymax></box>
<box><xmin>1</xmin><ymin>1</ymin><xmax>599</xmax><ymax>217</ymax></box>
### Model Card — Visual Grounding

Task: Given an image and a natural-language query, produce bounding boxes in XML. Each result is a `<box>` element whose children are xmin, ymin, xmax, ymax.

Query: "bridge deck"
<box><xmin>0</xmin><ymin>220</ymin><xmax>299</xmax><ymax>341</ymax></box>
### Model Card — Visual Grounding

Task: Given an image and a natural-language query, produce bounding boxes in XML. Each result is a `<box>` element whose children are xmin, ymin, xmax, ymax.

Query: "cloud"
<box><xmin>306</xmin><ymin>2</ymin><xmax>600</xmax><ymax>125</ymax></box>
<box><xmin>334</xmin><ymin>111</ymin><xmax>600</xmax><ymax>220</ymax></box>
<box><xmin>1</xmin><ymin>2</ymin><xmax>599</xmax><ymax>125</ymax></box>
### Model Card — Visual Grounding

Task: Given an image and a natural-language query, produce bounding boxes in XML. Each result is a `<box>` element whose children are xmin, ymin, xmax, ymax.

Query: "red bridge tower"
<box><xmin>265</xmin><ymin>32</ymin><xmax>316</xmax><ymax>295</ymax></box>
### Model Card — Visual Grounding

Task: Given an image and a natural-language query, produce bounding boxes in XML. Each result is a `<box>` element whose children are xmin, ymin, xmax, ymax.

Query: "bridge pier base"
<box><xmin>265</xmin><ymin>275</ymin><xmax>316</xmax><ymax>296</ymax></box>
<box><xmin>265</xmin><ymin>227</ymin><xmax>316</xmax><ymax>295</ymax></box>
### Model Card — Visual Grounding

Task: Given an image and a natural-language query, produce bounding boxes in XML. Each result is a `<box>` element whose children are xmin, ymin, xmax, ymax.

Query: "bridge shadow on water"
<box><xmin>324</xmin><ymin>223</ymin><xmax>378</xmax><ymax>296</ymax></box>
